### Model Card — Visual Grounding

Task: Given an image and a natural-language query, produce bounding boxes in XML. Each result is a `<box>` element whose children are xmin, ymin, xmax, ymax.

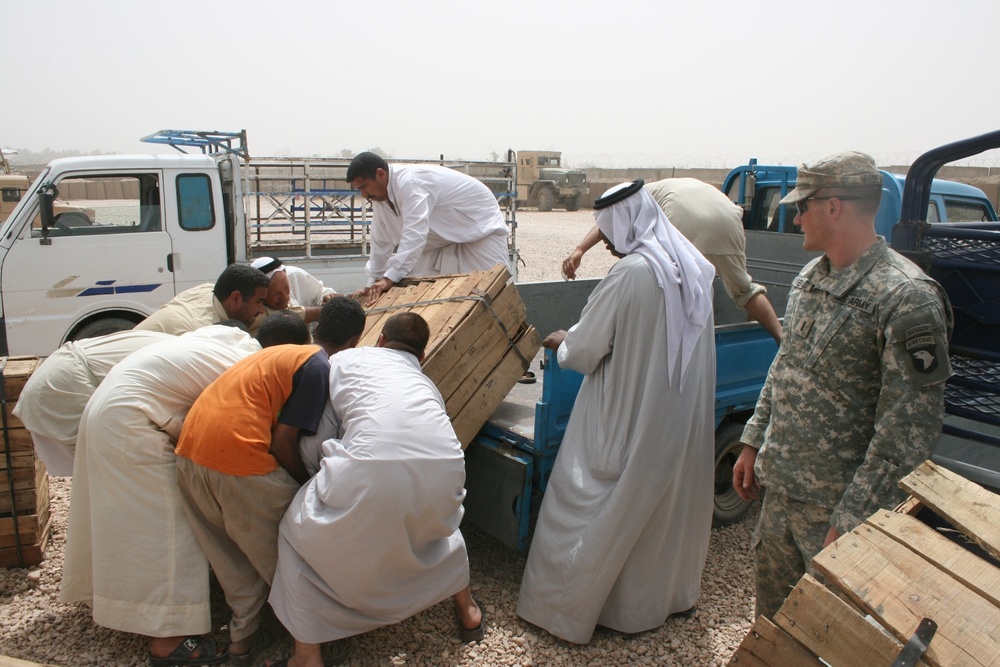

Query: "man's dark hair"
<box><xmin>314</xmin><ymin>296</ymin><xmax>366</xmax><ymax>347</ymax></box>
<box><xmin>215</xmin><ymin>319</ymin><xmax>250</xmax><ymax>333</ymax></box>
<box><xmin>346</xmin><ymin>152</ymin><xmax>389</xmax><ymax>183</ymax></box>
<box><xmin>213</xmin><ymin>263</ymin><xmax>270</xmax><ymax>301</ymax></box>
<box><xmin>381</xmin><ymin>312</ymin><xmax>430</xmax><ymax>358</ymax></box>
<box><xmin>256</xmin><ymin>311</ymin><xmax>310</xmax><ymax>347</ymax></box>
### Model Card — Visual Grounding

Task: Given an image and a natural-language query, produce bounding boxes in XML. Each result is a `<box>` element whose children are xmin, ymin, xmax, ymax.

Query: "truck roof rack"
<box><xmin>140</xmin><ymin>129</ymin><xmax>249</xmax><ymax>159</ymax></box>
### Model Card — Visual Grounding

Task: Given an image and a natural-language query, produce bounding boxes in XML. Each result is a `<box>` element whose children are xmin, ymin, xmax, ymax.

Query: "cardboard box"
<box><xmin>360</xmin><ymin>265</ymin><xmax>540</xmax><ymax>447</ymax></box>
<box><xmin>1</xmin><ymin>356</ymin><xmax>51</xmax><ymax>568</ymax></box>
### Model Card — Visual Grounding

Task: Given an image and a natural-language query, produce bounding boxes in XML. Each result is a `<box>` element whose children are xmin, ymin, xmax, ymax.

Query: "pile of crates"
<box><xmin>1</xmin><ymin>356</ymin><xmax>50</xmax><ymax>568</ymax></box>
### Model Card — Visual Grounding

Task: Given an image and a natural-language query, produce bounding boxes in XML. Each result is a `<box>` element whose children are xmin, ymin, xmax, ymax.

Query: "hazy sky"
<box><xmin>5</xmin><ymin>0</ymin><xmax>1000</xmax><ymax>168</ymax></box>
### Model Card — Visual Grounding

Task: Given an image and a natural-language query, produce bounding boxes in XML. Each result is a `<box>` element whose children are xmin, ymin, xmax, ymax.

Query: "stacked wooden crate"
<box><xmin>727</xmin><ymin>460</ymin><xmax>1000</xmax><ymax>667</ymax></box>
<box><xmin>359</xmin><ymin>265</ymin><xmax>541</xmax><ymax>447</ymax></box>
<box><xmin>1</xmin><ymin>356</ymin><xmax>50</xmax><ymax>568</ymax></box>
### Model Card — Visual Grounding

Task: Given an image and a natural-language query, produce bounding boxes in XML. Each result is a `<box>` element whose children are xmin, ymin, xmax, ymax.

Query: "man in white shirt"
<box><xmin>346</xmin><ymin>152</ymin><xmax>510</xmax><ymax>306</ymax></box>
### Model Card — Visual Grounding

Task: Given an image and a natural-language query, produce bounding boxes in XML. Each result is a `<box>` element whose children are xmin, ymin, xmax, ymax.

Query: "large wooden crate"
<box><xmin>727</xmin><ymin>460</ymin><xmax>1000</xmax><ymax>667</ymax></box>
<box><xmin>1</xmin><ymin>355</ymin><xmax>51</xmax><ymax>568</ymax></box>
<box><xmin>361</xmin><ymin>266</ymin><xmax>541</xmax><ymax>447</ymax></box>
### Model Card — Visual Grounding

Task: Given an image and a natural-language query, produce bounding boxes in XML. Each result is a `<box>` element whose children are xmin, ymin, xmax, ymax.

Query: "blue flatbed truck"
<box><xmin>465</xmin><ymin>132</ymin><xmax>1000</xmax><ymax>553</ymax></box>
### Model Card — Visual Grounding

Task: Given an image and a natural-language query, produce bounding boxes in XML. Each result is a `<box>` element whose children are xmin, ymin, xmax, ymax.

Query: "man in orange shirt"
<box><xmin>175</xmin><ymin>296</ymin><xmax>366</xmax><ymax>667</ymax></box>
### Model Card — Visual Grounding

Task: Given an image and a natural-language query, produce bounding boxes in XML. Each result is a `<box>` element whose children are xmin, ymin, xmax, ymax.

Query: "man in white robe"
<box><xmin>346</xmin><ymin>152</ymin><xmax>510</xmax><ymax>306</ymax></box>
<box><xmin>60</xmin><ymin>324</ymin><xmax>262</xmax><ymax>664</ymax></box>
<box><xmin>516</xmin><ymin>180</ymin><xmax>718</xmax><ymax>644</ymax></box>
<box><xmin>12</xmin><ymin>329</ymin><xmax>171</xmax><ymax>476</ymax></box>
<box><xmin>268</xmin><ymin>313</ymin><xmax>484</xmax><ymax>667</ymax></box>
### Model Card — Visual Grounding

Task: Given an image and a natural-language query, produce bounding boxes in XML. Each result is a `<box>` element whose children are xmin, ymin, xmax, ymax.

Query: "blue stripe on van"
<box><xmin>77</xmin><ymin>282</ymin><xmax>163</xmax><ymax>296</ymax></box>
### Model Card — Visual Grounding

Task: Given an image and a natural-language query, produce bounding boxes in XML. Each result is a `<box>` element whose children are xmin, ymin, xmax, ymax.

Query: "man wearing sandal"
<box><xmin>267</xmin><ymin>313</ymin><xmax>484</xmax><ymax>667</ymax></box>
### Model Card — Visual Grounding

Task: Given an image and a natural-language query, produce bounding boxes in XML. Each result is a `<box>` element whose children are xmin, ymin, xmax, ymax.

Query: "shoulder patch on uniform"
<box><xmin>792</xmin><ymin>276</ymin><xmax>811</xmax><ymax>291</ymax></box>
<box><xmin>893</xmin><ymin>311</ymin><xmax>951</xmax><ymax>386</ymax></box>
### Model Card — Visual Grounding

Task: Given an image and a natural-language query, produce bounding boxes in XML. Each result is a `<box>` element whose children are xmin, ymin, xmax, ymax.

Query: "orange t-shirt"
<box><xmin>175</xmin><ymin>344</ymin><xmax>324</xmax><ymax>476</ymax></box>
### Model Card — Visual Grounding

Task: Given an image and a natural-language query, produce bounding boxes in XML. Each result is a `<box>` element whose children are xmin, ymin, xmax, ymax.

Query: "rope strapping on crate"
<box><xmin>367</xmin><ymin>288</ymin><xmax>532</xmax><ymax>368</ymax></box>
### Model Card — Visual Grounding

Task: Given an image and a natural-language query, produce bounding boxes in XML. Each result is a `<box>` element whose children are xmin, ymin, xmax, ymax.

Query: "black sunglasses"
<box><xmin>795</xmin><ymin>195</ymin><xmax>862</xmax><ymax>216</ymax></box>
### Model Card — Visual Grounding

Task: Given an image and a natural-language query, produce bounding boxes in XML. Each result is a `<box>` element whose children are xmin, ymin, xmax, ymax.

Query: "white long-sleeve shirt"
<box><xmin>366</xmin><ymin>164</ymin><xmax>508</xmax><ymax>284</ymax></box>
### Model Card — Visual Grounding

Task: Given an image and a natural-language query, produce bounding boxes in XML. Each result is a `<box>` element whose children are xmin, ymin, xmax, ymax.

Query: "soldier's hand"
<box><xmin>733</xmin><ymin>444</ymin><xmax>760</xmax><ymax>501</ymax></box>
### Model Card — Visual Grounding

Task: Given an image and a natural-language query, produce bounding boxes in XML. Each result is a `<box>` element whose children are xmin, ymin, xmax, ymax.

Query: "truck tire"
<box><xmin>564</xmin><ymin>194</ymin><xmax>581</xmax><ymax>211</ymax></box>
<box><xmin>70</xmin><ymin>316</ymin><xmax>136</xmax><ymax>342</ymax></box>
<box><xmin>713</xmin><ymin>421</ymin><xmax>753</xmax><ymax>527</ymax></box>
<box><xmin>537</xmin><ymin>187</ymin><xmax>556</xmax><ymax>212</ymax></box>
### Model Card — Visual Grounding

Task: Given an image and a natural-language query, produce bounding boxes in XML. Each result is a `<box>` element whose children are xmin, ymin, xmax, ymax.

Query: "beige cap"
<box><xmin>779</xmin><ymin>151</ymin><xmax>882</xmax><ymax>205</ymax></box>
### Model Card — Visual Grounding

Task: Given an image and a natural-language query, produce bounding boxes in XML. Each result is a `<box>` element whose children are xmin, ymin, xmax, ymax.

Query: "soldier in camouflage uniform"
<box><xmin>731</xmin><ymin>151</ymin><xmax>953</xmax><ymax>619</ymax></box>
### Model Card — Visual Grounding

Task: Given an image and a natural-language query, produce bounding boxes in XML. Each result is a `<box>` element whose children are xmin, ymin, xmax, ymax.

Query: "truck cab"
<box><xmin>0</xmin><ymin>154</ymin><xmax>231</xmax><ymax>355</ymax></box>
<box><xmin>515</xmin><ymin>150</ymin><xmax>587</xmax><ymax>211</ymax></box>
<box><xmin>720</xmin><ymin>160</ymin><xmax>1000</xmax><ymax>317</ymax></box>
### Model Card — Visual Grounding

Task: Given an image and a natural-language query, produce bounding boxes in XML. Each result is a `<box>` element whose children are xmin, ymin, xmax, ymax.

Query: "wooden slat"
<box><xmin>867</xmin><ymin>509</ymin><xmax>1000</xmax><ymax>607</ymax></box>
<box><xmin>0</xmin><ymin>510</ymin><xmax>51</xmax><ymax>568</ymax></box>
<box><xmin>775</xmin><ymin>574</ymin><xmax>927</xmax><ymax>667</ymax></box>
<box><xmin>2</xmin><ymin>356</ymin><xmax>40</xmax><ymax>400</ymax></box>
<box><xmin>0</xmin><ymin>428</ymin><xmax>34</xmax><ymax>455</ymax></box>
<box><xmin>451</xmin><ymin>326</ymin><xmax>539</xmax><ymax>446</ymax></box>
<box><xmin>0</xmin><ymin>451</ymin><xmax>36</xmax><ymax>473</ymax></box>
<box><xmin>813</xmin><ymin>522</ymin><xmax>1000</xmax><ymax>666</ymax></box>
<box><xmin>726</xmin><ymin>615</ymin><xmax>823</xmax><ymax>667</ymax></box>
<box><xmin>900</xmin><ymin>461</ymin><xmax>1000</xmax><ymax>562</ymax></box>
<box><xmin>444</xmin><ymin>324</ymin><xmax>517</xmax><ymax>416</ymax></box>
<box><xmin>0</xmin><ymin>653</ymin><xmax>59</xmax><ymax>667</ymax></box>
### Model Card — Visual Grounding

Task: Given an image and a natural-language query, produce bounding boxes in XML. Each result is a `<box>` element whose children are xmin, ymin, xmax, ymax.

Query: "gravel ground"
<box><xmin>1</xmin><ymin>210</ymin><xmax>759</xmax><ymax>666</ymax></box>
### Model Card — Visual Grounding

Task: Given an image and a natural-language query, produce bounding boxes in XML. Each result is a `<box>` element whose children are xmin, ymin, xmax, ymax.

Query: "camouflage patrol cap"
<box><xmin>779</xmin><ymin>151</ymin><xmax>883</xmax><ymax>205</ymax></box>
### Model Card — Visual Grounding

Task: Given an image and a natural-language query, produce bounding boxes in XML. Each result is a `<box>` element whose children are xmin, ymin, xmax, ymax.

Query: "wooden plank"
<box><xmin>895</xmin><ymin>495</ymin><xmax>924</xmax><ymax>516</ymax></box>
<box><xmin>0</xmin><ymin>428</ymin><xmax>34</xmax><ymax>454</ymax></box>
<box><xmin>451</xmin><ymin>326</ymin><xmax>540</xmax><ymax>446</ymax></box>
<box><xmin>813</xmin><ymin>522</ymin><xmax>1000</xmax><ymax>666</ymax></box>
<box><xmin>900</xmin><ymin>461</ymin><xmax>1000</xmax><ymax>562</ymax></box>
<box><xmin>726</xmin><ymin>615</ymin><xmax>823</xmax><ymax>667</ymax></box>
<box><xmin>775</xmin><ymin>574</ymin><xmax>927</xmax><ymax>667</ymax></box>
<box><xmin>0</xmin><ymin>506</ymin><xmax>50</xmax><ymax>548</ymax></box>
<box><xmin>0</xmin><ymin>451</ymin><xmax>36</xmax><ymax>473</ymax></box>
<box><xmin>444</xmin><ymin>325</ymin><xmax>514</xmax><ymax>416</ymax></box>
<box><xmin>0</xmin><ymin>510</ymin><xmax>51</xmax><ymax>568</ymax></box>
<box><xmin>867</xmin><ymin>509</ymin><xmax>1000</xmax><ymax>607</ymax></box>
<box><xmin>2</xmin><ymin>356</ymin><xmax>40</xmax><ymax>400</ymax></box>
<box><xmin>0</xmin><ymin>465</ymin><xmax>40</xmax><ymax>491</ymax></box>
<box><xmin>0</xmin><ymin>653</ymin><xmax>59</xmax><ymax>667</ymax></box>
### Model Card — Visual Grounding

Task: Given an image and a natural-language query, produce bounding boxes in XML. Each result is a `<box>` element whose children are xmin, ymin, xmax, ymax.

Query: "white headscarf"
<box><xmin>595</xmin><ymin>183</ymin><xmax>715</xmax><ymax>388</ymax></box>
<box><xmin>250</xmin><ymin>256</ymin><xmax>286</xmax><ymax>278</ymax></box>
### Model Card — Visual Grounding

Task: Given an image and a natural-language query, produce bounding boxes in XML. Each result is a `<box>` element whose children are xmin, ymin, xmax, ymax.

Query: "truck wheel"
<box><xmin>713</xmin><ymin>421</ymin><xmax>753</xmax><ymax>527</ymax></box>
<box><xmin>537</xmin><ymin>188</ymin><xmax>556</xmax><ymax>212</ymax></box>
<box><xmin>564</xmin><ymin>194</ymin><xmax>581</xmax><ymax>211</ymax></box>
<box><xmin>70</xmin><ymin>316</ymin><xmax>136</xmax><ymax>342</ymax></box>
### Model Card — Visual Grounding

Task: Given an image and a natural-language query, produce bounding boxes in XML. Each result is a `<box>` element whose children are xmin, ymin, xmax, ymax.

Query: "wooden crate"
<box><xmin>727</xmin><ymin>460</ymin><xmax>1000</xmax><ymax>667</ymax></box>
<box><xmin>361</xmin><ymin>266</ymin><xmax>541</xmax><ymax>447</ymax></box>
<box><xmin>1</xmin><ymin>355</ymin><xmax>51</xmax><ymax>568</ymax></box>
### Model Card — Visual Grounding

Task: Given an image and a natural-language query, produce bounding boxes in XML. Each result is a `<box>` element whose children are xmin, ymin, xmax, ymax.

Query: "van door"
<box><xmin>0</xmin><ymin>171</ymin><xmax>176</xmax><ymax>355</ymax></box>
<box><xmin>162</xmin><ymin>170</ymin><xmax>229</xmax><ymax>295</ymax></box>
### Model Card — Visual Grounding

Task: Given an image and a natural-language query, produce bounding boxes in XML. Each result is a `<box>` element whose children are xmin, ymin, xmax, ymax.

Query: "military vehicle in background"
<box><xmin>514</xmin><ymin>150</ymin><xmax>587</xmax><ymax>211</ymax></box>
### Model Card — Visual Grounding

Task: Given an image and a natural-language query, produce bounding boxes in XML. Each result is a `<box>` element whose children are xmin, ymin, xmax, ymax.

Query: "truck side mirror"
<box><xmin>38</xmin><ymin>183</ymin><xmax>59</xmax><ymax>245</ymax></box>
